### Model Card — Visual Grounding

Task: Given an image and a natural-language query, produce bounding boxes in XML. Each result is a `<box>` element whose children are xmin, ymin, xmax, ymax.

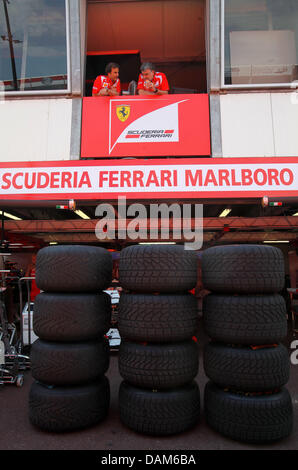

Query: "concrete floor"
<box><xmin>0</xmin><ymin>319</ymin><xmax>297</xmax><ymax>451</ymax></box>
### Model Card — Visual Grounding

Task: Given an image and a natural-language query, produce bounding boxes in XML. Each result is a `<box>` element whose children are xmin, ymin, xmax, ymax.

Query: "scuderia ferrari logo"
<box><xmin>116</xmin><ymin>105</ymin><xmax>130</xmax><ymax>122</ymax></box>
<box><xmin>109</xmin><ymin>99</ymin><xmax>187</xmax><ymax>153</ymax></box>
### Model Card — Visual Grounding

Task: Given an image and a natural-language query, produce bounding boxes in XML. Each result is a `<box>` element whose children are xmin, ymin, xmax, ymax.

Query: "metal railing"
<box><xmin>0</xmin><ymin>275</ymin><xmax>32</xmax><ymax>386</ymax></box>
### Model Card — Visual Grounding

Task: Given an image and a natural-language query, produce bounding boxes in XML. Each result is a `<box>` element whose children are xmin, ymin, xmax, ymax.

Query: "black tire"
<box><xmin>36</xmin><ymin>245</ymin><xmax>113</xmax><ymax>292</ymax></box>
<box><xmin>119</xmin><ymin>381</ymin><xmax>200</xmax><ymax>436</ymax></box>
<box><xmin>119</xmin><ymin>245</ymin><xmax>198</xmax><ymax>293</ymax></box>
<box><xmin>31</xmin><ymin>339</ymin><xmax>109</xmax><ymax>386</ymax></box>
<box><xmin>204</xmin><ymin>382</ymin><xmax>293</xmax><ymax>443</ymax></box>
<box><xmin>203</xmin><ymin>294</ymin><xmax>287</xmax><ymax>345</ymax></box>
<box><xmin>33</xmin><ymin>292</ymin><xmax>111</xmax><ymax>342</ymax></box>
<box><xmin>203</xmin><ymin>342</ymin><xmax>290</xmax><ymax>392</ymax></box>
<box><xmin>29</xmin><ymin>377</ymin><xmax>110</xmax><ymax>432</ymax></box>
<box><xmin>118</xmin><ymin>340</ymin><xmax>198</xmax><ymax>389</ymax></box>
<box><xmin>118</xmin><ymin>293</ymin><xmax>198</xmax><ymax>343</ymax></box>
<box><xmin>201</xmin><ymin>245</ymin><xmax>285</xmax><ymax>294</ymax></box>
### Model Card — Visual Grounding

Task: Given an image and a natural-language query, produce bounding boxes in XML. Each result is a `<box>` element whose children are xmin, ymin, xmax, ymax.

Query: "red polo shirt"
<box><xmin>137</xmin><ymin>72</ymin><xmax>169</xmax><ymax>92</ymax></box>
<box><xmin>92</xmin><ymin>75</ymin><xmax>121</xmax><ymax>95</ymax></box>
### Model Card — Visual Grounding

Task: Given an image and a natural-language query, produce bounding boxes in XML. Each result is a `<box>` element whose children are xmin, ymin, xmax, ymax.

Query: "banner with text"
<box><xmin>0</xmin><ymin>158</ymin><xmax>297</xmax><ymax>200</ymax></box>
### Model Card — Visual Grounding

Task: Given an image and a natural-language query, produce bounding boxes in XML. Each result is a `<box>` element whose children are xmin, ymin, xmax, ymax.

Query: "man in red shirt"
<box><xmin>137</xmin><ymin>62</ymin><xmax>169</xmax><ymax>95</ymax></box>
<box><xmin>92</xmin><ymin>62</ymin><xmax>121</xmax><ymax>97</ymax></box>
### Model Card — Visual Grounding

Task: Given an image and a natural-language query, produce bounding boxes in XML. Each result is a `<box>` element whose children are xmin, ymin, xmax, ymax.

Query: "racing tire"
<box><xmin>203</xmin><ymin>342</ymin><xmax>290</xmax><ymax>392</ymax></box>
<box><xmin>118</xmin><ymin>293</ymin><xmax>198</xmax><ymax>343</ymax></box>
<box><xmin>36</xmin><ymin>245</ymin><xmax>113</xmax><ymax>292</ymax></box>
<box><xmin>31</xmin><ymin>339</ymin><xmax>109</xmax><ymax>386</ymax></box>
<box><xmin>203</xmin><ymin>293</ymin><xmax>287</xmax><ymax>345</ymax></box>
<box><xmin>201</xmin><ymin>244</ymin><xmax>285</xmax><ymax>294</ymax></box>
<box><xmin>118</xmin><ymin>340</ymin><xmax>199</xmax><ymax>389</ymax></box>
<box><xmin>204</xmin><ymin>381</ymin><xmax>293</xmax><ymax>443</ymax></box>
<box><xmin>119</xmin><ymin>380</ymin><xmax>200</xmax><ymax>436</ymax></box>
<box><xmin>119</xmin><ymin>244</ymin><xmax>198</xmax><ymax>293</ymax></box>
<box><xmin>29</xmin><ymin>377</ymin><xmax>110</xmax><ymax>432</ymax></box>
<box><xmin>33</xmin><ymin>292</ymin><xmax>111</xmax><ymax>342</ymax></box>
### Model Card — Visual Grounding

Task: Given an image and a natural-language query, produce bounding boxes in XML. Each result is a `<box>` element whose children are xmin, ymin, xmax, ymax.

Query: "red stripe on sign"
<box><xmin>165</xmin><ymin>130</ymin><xmax>174</xmax><ymax>134</ymax></box>
<box><xmin>126</xmin><ymin>134</ymin><xmax>140</xmax><ymax>139</ymax></box>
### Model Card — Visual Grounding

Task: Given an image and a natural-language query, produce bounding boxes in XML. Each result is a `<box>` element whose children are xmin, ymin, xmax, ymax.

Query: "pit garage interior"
<box><xmin>0</xmin><ymin>196</ymin><xmax>297</xmax><ymax>359</ymax></box>
<box><xmin>1</xmin><ymin>197</ymin><xmax>298</xmax><ymax>451</ymax></box>
<box><xmin>1</xmin><ymin>199</ymin><xmax>298</xmax><ymax>293</ymax></box>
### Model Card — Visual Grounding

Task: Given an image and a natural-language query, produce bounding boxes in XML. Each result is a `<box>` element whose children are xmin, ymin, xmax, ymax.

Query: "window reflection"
<box><xmin>0</xmin><ymin>0</ymin><xmax>68</xmax><ymax>92</ymax></box>
<box><xmin>224</xmin><ymin>0</ymin><xmax>298</xmax><ymax>86</ymax></box>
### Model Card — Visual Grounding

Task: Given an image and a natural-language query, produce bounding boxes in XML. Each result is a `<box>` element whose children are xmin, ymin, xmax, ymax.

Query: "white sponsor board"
<box><xmin>0</xmin><ymin>158</ymin><xmax>297</xmax><ymax>200</ymax></box>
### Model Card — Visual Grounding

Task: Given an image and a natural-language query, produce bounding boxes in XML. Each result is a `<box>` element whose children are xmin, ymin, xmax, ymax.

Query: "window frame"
<box><xmin>220</xmin><ymin>0</ymin><xmax>298</xmax><ymax>90</ymax></box>
<box><xmin>1</xmin><ymin>0</ymin><xmax>71</xmax><ymax>96</ymax></box>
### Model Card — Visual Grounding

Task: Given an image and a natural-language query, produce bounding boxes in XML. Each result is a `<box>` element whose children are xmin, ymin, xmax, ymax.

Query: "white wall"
<box><xmin>220</xmin><ymin>92</ymin><xmax>298</xmax><ymax>157</ymax></box>
<box><xmin>0</xmin><ymin>99</ymin><xmax>73</xmax><ymax>162</ymax></box>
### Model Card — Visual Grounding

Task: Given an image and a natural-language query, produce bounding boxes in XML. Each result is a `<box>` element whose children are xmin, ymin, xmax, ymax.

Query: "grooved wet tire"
<box><xmin>201</xmin><ymin>245</ymin><xmax>285</xmax><ymax>294</ymax></box>
<box><xmin>31</xmin><ymin>339</ymin><xmax>109</xmax><ymax>386</ymax></box>
<box><xmin>33</xmin><ymin>292</ymin><xmax>111</xmax><ymax>342</ymax></box>
<box><xmin>118</xmin><ymin>293</ymin><xmax>198</xmax><ymax>343</ymax></box>
<box><xmin>36</xmin><ymin>245</ymin><xmax>113</xmax><ymax>292</ymax></box>
<box><xmin>29</xmin><ymin>377</ymin><xmax>110</xmax><ymax>432</ymax></box>
<box><xmin>203</xmin><ymin>294</ymin><xmax>287</xmax><ymax>345</ymax></box>
<box><xmin>203</xmin><ymin>342</ymin><xmax>290</xmax><ymax>392</ymax></box>
<box><xmin>118</xmin><ymin>340</ymin><xmax>198</xmax><ymax>389</ymax></box>
<box><xmin>119</xmin><ymin>381</ymin><xmax>200</xmax><ymax>436</ymax></box>
<box><xmin>204</xmin><ymin>382</ymin><xmax>293</xmax><ymax>443</ymax></box>
<box><xmin>119</xmin><ymin>245</ymin><xmax>198</xmax><ymax>293</ymax></box>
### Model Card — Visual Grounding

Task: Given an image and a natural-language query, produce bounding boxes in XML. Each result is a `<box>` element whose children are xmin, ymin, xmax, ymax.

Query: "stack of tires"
<box><xmin>29</xmin><ymin>245</ymin><xmax>113</xmax><ymax>433</ymax></box>
<box><xmin>117</xmin><ymin>244</ymin><xmax>201</xmax><ymax>436</ymax></box>
<box><xmin>201</xmin><ymin>244</ymin><xmax>293</xmax><ymax>444</ymax></box>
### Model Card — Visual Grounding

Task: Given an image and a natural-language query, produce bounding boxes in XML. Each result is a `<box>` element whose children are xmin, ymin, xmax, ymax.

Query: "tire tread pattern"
<box><xmin>119</xmin><ymin>381</ymin><xmax>200</xmax><ymax>436</ymax></box>
<box><xmin>29</xmin><ymin>378</ymin><xmax>110</xmax><ymax>432</ymax></box>
<box><xmin>204</xmin><ymin>382</ymin><xmax>293</xmax><ymax>443</ymax></box>
<box><xmin>202</xmin><ymin>245</ymin><xmax>285</xmax><ymax>294</ymax></box>
<box><xmin>119</xmin><ymin>245</ymin><xmax>197</xmax><ymax>293</ymax></box>
<box><xmin>118</xmin><ymin>293</ymin><xmax>198</xmax><ymax>342</ymax></box>
<box><xmin>33</xmin><ymin>292</ymin><xmax>111</xmax><ymax>342</ymax></box>
<box><xmin>31</xmin><ymin>339</ymin><xmax>110</xmax><ymax>386</ymax></box>
<box><xmin>203</xmin><ymin>343</ymin><xmax>290</xmax><ymax>392</ymax></box>
<box><xmin>203</xmin><ymin>294</ymin><xmax>287</xmax><ymax>344</ymax></box>
<box><xmin>119</xmin><ymin>340</ymin><xmax>199</xmax><ymax>389</ymax></box>
<box><xmin>36</xmin><ymin>245</ymin><xmax>113</xmax><ymax>292</ymax></box>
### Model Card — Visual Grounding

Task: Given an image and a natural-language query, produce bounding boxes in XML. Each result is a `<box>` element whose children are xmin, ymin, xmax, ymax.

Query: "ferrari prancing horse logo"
<box><xmin>116</xmin><ymin>105</ymin><xmax>130</xmax><ymax>122</ymax></box>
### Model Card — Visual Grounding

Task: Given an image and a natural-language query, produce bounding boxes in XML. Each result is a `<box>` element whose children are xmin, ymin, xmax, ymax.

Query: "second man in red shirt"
<box><xmin>137</xmin><ymin>62</ymin><xmax>169</xmax><ymax>95</ymax></box>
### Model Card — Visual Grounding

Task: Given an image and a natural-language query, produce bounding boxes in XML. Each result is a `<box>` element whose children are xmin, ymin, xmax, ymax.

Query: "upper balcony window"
<box><xmin>0</xmin><ymin>0</ymin><xmax>69</xmax><ymax>94</ymax></box>
<box><xmin>86</xmin><ymin>0</ymin><xmax>207</xmax><ymax>96</ymax></box>
<box><xmin>222</xmin><ymin>0</ymin><xmax>298</xmax><ymax>88</ymax></box>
